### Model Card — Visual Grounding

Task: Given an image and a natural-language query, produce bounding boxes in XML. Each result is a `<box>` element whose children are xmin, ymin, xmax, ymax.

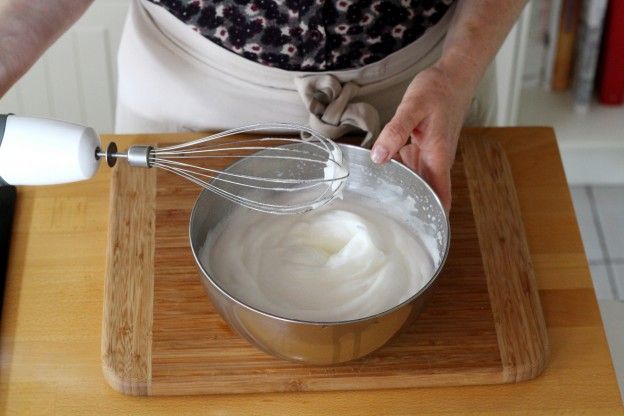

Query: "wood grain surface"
<box><xmin>100</xmin><ymin>134</ymin><xmax>548</xmax><ymax>395</ymax></box>
<box><xmin>462</xmin><ymin>137</ymin><xmax>549</xmax><ymax>382</ymax></box>
<box><xmin>1</xmin><ymin>128</ymin><xmax>622</xmax><ymax>414</ymax></box>
<box><xmin>101</xmin><ymin>157</ymin><xmax>156</xmax><ymax>395</ymax></box>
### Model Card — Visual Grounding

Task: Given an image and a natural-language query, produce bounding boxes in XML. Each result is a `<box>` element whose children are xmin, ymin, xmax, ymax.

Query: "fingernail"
<box><xmin>371</xmin><ymin>147</ymin><xmax>389</xmax><ymax>164</ymax></box>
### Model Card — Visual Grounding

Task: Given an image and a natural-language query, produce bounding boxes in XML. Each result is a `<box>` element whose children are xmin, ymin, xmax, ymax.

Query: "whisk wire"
<box><xmin>111</xmin><ymin>123</ymin><xmax>347</xmax><ymax>214</ymax></box>
<box><xmin>155</xmin><ymin>163</ymin><xmax>335</xmax><ymax>213</ymax></box>
<box><xmin>156</xmin><ymin>124</ymin><xmax>334</xmax><ymax>155</ymax></box>
<box><xmin>151</xmin><ymin>159</ymin><xmax>338</xmax><ymax>191</ymax></box>
<box><xmin>150</xmin><ymin>156</ymin><xmax>347</xmax><ymax>185</ymax></box>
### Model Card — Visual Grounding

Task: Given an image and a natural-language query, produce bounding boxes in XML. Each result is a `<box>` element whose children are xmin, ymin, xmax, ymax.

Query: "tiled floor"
<box><xmin>571</xmin><ymin>187</ymin><xmax>624</xmax><ymax>300</ymax></box>
<box><xmin>570</xmin><ymin>186</ymin><xmax>624</xmax><ymax>402</ymax></box>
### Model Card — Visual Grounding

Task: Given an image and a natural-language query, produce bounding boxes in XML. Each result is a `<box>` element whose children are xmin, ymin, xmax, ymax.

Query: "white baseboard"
<box><xmin>517</xmin><ymin>88</ymin><xmax>624</xmax><ymax>186</ymax></box>
<box><xmin>561</xmin><ymin>146</ymin><xmax>624</xmax><ymax>185</ymax></box>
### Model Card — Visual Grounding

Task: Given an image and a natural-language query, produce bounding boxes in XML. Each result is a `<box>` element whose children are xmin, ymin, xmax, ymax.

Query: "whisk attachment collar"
<box><xmin>97</xmin><ymin>143</ymin><xmax>153</xmax><ymax>168</ymax></box>
<box><xmin>127</xmin><ymin>145</ymin><xmax>153</xmax><ymax>168</ymax></box>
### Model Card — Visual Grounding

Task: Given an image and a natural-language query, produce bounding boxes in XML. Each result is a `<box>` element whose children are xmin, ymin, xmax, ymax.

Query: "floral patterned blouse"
<box><xmin>147</xmin><ymin>0</ymin><xmax>454</xmax><ymax>71</ymax></box>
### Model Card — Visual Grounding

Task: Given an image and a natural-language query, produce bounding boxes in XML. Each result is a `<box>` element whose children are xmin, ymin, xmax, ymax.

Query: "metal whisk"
<box><xmin>96</xmin><ymin>123</ymin><xmax>348</xmax><ymax>214</ymax></box>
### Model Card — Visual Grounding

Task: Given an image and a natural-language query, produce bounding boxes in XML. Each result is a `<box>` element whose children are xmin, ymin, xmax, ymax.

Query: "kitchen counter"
<box><xmin>1</xmin><ymin>127</ymin><xmax>622</xmax><ymax>414</ymax></box>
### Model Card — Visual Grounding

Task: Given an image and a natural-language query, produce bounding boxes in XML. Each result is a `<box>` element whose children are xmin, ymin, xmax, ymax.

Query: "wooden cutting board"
<box><xmin>102</xmin><ymin>134</ymin><xmax>548</xmax><ymax>396</ymax></box>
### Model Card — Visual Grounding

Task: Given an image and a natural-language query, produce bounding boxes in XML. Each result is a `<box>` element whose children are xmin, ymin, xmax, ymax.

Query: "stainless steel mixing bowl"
<box><xmin>189</xmin><ymin>144</ymin><xmax>450</xmax><ymax>365</ymax></box>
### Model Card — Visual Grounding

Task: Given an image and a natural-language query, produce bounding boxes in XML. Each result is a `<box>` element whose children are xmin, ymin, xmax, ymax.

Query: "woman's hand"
<box><xmin>369</xmin><ymin>0</ymin><xmax>529</xmax><ymax>214</ymax></box>
<box><xmin>370</xmin><ymin>61</ymin><xmax>475</xmax><ymax>214</ymax></box>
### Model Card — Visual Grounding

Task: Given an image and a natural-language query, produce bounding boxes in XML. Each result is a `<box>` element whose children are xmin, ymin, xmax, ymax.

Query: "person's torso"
<box><xmin>146</xmin><ymin>0</ymin><xmax>454</xmax><ymax>71</ymax></box>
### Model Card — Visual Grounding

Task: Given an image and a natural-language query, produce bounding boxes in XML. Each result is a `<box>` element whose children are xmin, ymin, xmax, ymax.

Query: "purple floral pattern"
<box><xmin>148</xmin><ymin>0</ymin><xmax>454</xmax><ymax>71</ymax></box>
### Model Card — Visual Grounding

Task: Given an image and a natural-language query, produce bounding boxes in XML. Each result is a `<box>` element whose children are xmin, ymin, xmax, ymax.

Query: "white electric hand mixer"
<box><xmin>0</xmin><ymin>115</ymin><xmax>348</xmax><ymax>214</ymax></box>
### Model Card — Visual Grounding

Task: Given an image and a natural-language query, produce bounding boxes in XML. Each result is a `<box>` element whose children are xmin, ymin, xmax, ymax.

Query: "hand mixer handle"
<box><xmin>0</xmin><ymin>114</ymin><xmax>101</xmax><ymax>186</ymax></box>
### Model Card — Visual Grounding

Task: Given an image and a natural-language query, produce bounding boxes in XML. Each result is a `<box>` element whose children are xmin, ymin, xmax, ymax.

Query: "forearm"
<box><xmin>438</xmin><ymin>0</ymin><xmax>528</xmax><ymax>92</ymax></box>
<box><xmin>0</xmin><ymin>0</ymin><xmax>94</xmax><ymax>97</ymax></box>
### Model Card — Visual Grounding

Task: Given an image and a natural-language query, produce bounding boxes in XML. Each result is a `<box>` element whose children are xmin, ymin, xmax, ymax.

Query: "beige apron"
<box><xmin>116</xmin><ymin>0</ymin><xmax>496</xmax><ymax>144</ymax></box>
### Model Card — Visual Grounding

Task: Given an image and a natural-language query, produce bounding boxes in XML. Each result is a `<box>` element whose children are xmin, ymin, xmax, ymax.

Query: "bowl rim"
<box><xmin>188</xmin><ymin>143</ymin><xmax>451</xmax><ymax>326</ymax></box>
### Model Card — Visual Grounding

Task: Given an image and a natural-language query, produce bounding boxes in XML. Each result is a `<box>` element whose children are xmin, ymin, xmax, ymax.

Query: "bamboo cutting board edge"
<box><xmin>462</xmin><ymin>135</ymin><xmax>549</xmax><ymax>383</ymax></box>
<box><xmin>101</xmin><ymin>135</ymin><xmax>548</xmax><ymax>395</ymax></box>
<box><xmin>102</xmin><ymin>159</ymin><xmax>155</xmax><ymax>396</ymax></box>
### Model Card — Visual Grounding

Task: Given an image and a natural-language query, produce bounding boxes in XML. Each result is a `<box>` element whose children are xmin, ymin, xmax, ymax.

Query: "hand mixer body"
<box><xmin>0</xmin><ymin>114</ymin><xmax>100</xmax><ymax>186</ymax></box>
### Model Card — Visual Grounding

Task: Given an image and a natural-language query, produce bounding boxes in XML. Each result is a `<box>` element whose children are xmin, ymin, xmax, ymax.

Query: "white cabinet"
<box><xmin>494</xmin><ymin>2</ymin><xmax>533</xmax><ymax>126</ymax></box>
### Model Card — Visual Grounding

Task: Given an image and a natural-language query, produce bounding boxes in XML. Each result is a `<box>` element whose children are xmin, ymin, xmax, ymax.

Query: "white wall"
<box><xmin>0</xmin><ymin>0</ymin><xmax>527</xmax><ymax>132</ymax></box>
<box><xmin>0</xmin><ymin>0</ymin><xmax>130</xmax><ymax>134</ymax></box>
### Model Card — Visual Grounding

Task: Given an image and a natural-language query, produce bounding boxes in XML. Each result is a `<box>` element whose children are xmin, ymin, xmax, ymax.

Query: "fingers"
<box><xmin>418</xmin><ymin>117</ymin><xmax>458</xmax><ymax>214</ymax></box>
<box><xmin>371</xmin><ymin>102</ymin><xmax>427</xmax><ymax>164</ymax></box>
<box><xmin>398</xmin><ymin>143</ymin><xmax>421</xmax><ymax>173</ymax></box>
<box><xmin>397</xmin><ymin>142</ymin><xmax>452</xmax><ymax>214</ymax></box>
<box><xmin>420</xmin><ymin>152</ymin><xmax>453</xmax><ymax>215</ymax></box>
<box><xmin>432</xmin><ymin>170</ymin><xmax>452</xmax><ymax>215</ymax></box>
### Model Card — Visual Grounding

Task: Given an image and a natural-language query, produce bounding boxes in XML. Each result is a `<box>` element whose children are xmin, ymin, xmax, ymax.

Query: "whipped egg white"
<box><xmin>201</xmin><ymin>193</ymin><xmax>438</xmax><ymax>322</ymax></box>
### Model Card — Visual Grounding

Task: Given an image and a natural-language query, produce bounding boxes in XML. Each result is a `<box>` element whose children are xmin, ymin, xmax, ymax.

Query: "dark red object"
<box><xmin>599</xmin><ymin>0</ymin><xmax>624</xmax><ymax>105</ymax></box>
